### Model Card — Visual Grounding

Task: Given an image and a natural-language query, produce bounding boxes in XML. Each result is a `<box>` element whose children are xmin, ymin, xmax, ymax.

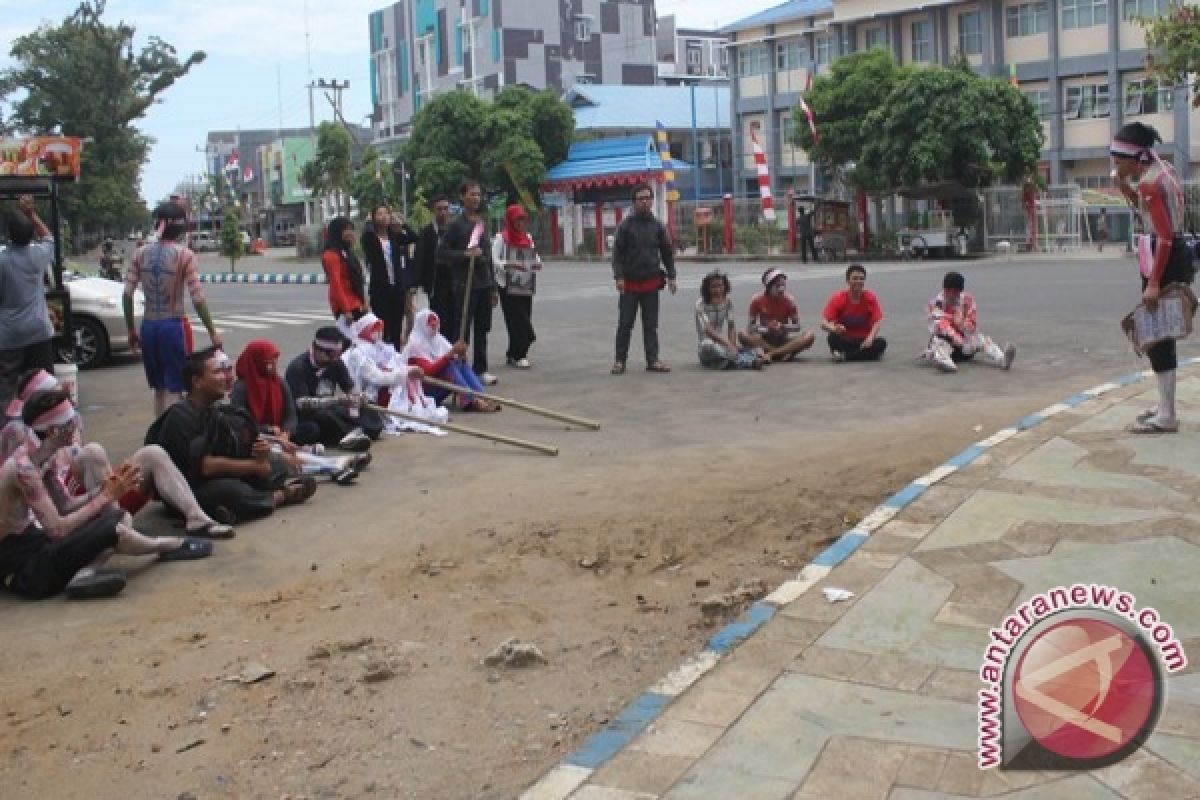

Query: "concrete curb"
<box><xmin>520</xmin><ymin>359</ymin><xmax>1187</xmax><ymax>800</ymax></box>
<box><xmin>198</xmin><ymin>273</ymin><xmax>326</xmax><ymax>284</ymax></box>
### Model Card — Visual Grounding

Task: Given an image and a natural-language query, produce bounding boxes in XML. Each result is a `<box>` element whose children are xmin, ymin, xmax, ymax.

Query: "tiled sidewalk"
<box><xmin>526</xmin><ymin>371</ymin><xmax>1200</xmax><ymax>800</ymax></box>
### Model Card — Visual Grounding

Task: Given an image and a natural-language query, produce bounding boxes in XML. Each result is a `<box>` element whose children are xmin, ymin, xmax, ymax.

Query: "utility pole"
<box><xmin>316</xmin><ymin>79</ymin><xmax>351</xmax><ymax>216</ymax></box>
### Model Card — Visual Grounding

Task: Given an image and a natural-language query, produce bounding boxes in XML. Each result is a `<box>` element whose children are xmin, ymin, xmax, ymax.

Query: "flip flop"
<box><xmin>185</xmin><ymin>521</ymin><xmax>235</xmax><ymax>540</ymax></box>
<box><xmin>282</xmin><ymin>476</ymin><xmax>318</xmax><ymax>505</ymax></box>
<box><xmin>1135</xmin><ymin>408</ymin><xmax>1158</xmax><ymax>423</ymax></box>
<box><xmin>65</xmin><ymin>570</ymin><xmax>126</xmax><ymax>599</ymax></box>
<box><xmin>159</xmin><ymin>537</ymin><xmax>213</xmax><ymax>562</ymax></box>
<box><xmin>1129</xmin><ymin>419</ymin><xmax>1178</xmax><ymax>434</ymax></box>
<box><xmin>350</xmin><ymin>452</ymin><xmax>372</xmax><ymax>471</ymax></box>
<box><xmin>332</xmin><ymin>467</ymin><xmax>359</xmax><ymax>486</ymax></box>
<box><xmin>610</xmin><ymin>361</ymin><xmax>626</xmax><ymax>375</ymax></box>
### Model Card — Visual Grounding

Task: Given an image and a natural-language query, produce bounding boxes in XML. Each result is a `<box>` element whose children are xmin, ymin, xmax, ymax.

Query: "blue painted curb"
<box><xmin>198</xmin><ymin>272</ymin><xmax>326</xmax><ymax>284</ymax></box>
<box><xmin>543</xmin><ymin>363</ymin><xmax>1165</xmax><ymax>791</ymax></box>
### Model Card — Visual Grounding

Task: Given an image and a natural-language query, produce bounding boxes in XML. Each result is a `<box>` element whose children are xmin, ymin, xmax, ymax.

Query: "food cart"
<box><xmin>898</xmin><ymin>209</ymin><xmax>970</xmax><ymax>259</ymax></box>
<box><xmin>793</xmin><ymin>194</ymin><xmax>851</xmax><ymax>261</ymax></box>
<box><xmin>0</xmin><ymin>136</ymin><xmax>83</xmax><ymax>361</ymax></box>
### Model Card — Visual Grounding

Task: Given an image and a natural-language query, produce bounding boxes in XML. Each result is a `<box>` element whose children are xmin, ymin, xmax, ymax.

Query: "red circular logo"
<box><xmin>1013</xmin><ymin>618</ymin><xmax>1157</xmax><ymax>761</ymax></box>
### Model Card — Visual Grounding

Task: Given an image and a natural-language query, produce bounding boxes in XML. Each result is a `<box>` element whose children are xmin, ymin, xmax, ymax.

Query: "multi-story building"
<box><xmin>655</xmin><ymin>14</ymin><xmax>730</xmax><ymax>84</ymax></box>
<box><xmin>725</xmin><ymin>0</ymin><xmax>1193</xmax><ymax>198</ymax></box>
<box><xmin>368</xmin><ymin>0</ymin><xmax>658</xmax><ymax>143</ymax></box>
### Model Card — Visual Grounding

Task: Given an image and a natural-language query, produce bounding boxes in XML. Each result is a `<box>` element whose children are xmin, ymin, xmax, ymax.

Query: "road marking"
<box><xmin>190</xmin><ymin>317</ymin><xmax>270</xmax><ymax>330</ymax></box>
<box><xmin>224</xmin><ymin>314</ymin><xmax>313</xmax><ymax>325</ymax></box>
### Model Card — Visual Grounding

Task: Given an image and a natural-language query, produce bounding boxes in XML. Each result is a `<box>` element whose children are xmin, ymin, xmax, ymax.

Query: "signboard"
<box><xmin>0</xmin><ymin>136</ymin><xmax>83</xmax><ymax>181</ymax></box>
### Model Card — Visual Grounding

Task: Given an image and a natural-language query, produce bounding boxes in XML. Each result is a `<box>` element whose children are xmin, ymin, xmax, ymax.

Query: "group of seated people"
<box><xmin>0</xmin><ymin>310</ymin><xmax>503</xmax><ymax>602</ymax></box>
<box><xmin>694</xmin><ymin>265</ymin><xmax>1016</xmax><ymax>374</ymax></box>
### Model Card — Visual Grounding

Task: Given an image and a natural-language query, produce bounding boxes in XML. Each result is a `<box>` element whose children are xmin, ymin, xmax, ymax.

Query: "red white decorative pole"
<box><xmin>750</xmin><ymin>131</ymin><xmax>775</xmax><ymax>222</ymax></box>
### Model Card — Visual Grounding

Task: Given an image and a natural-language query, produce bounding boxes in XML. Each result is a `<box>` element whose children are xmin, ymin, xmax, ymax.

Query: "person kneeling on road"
<box><xmin>924</xmin><ymin>271</ymin><xmax>1016</xmax><ymax>373</ymax></box>
<box><xmin>0</xmin><ymin>389</ymin><xmax>212</xmax><ymax>600</ymax></box>
<box><xmin>742</xmin><ymin>269</ymin><xmax>815</xmax><ymax>363</ymax></box>
<box><xmin>147</xmin><ymin>347</ymin><xmax>316</xmax><ymax>525</ymax></box>
<box><xmin>285</xmin><ymin>327</ymin><xmax>383</xmax><ymax>453</ymax></box>
<box><xmin>821</xmin><ymin>264</ymin><xmax>887</xmax><ymax>362</ymax></box>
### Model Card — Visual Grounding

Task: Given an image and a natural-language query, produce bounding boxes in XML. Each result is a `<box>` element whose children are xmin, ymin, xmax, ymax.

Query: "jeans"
<box><xmin>615</xmin><ymin>290</ymin><xmax>660</xmax><ymax>364</ymax></box>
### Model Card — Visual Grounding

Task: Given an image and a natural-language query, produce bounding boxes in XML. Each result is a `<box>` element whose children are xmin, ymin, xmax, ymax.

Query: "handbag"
<box><xmin>1121</xmin><ymin>283</ymin><xmax>1198</xmax><ymax>353</ymax></box>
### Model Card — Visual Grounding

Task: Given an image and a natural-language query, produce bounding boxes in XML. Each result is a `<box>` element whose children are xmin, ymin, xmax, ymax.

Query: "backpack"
<box><xmin>199</xmin><ymin>404</ymin><xmax>261</xmax><ymax>460</ymax></box>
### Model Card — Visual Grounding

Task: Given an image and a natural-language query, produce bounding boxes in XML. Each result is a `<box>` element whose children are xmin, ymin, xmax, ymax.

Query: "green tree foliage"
<box><xmin>219</xmin><ymin>208</ymin><xmax>244</xmax><ymax>273</ymax></box>
<box><xmin>1143</xmin><ymin>5</ymin><xmax>1200</xmax><ymax>106</ymax></box>
<box><xmin>859</xmin><ymin>66</ymin><xmax>1044</xmax><ymax>193</ymax></box>
<box><xmin>405</xmin><ymin>87</ymin><xmax>574</xmax><ymax>203</ymax></box>
<box><xmin>791</xmin><ymin>49</ymin><xmax>914</xmax><ymax>190</ymax></box>
<box><xmin>301</xmin><ymin>122</ymin><xmax>354</xmax><ymax>215</ymax></box>
<box><xmin>348</xmin><ymin>146</ymin><xmax>395</xmax><ymax>220</ymax></box>
<box><xmin>0</xmin><ymin>0</ymin><xmax>204</xmax><ymax>245</ymax></box>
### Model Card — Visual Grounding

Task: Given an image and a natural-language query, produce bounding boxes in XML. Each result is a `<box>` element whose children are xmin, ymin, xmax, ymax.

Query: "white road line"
<box><xmin>224</xmin><ymin>314</ymin><xmax>313</xmax><ymax>325</ymax></box>
<box><xmin>192</xmin><ymin>317</ymin><xmax>271</xmax><ymax>330</ymax></box>
<box><xmin>244</xmin><ymin>310</ymin><xmax>334</xmax><ymax>320</ymax></box>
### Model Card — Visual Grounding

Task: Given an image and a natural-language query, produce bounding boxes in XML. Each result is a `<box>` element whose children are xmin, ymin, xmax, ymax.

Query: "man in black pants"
<box><xmin>438</xmin><ymin>180</ymin><xmax>498</xmax><ymax>385</ymax></box>
<box><xmin>149</xmin><ymin>347</ymin><xmax>316</xmax><ymax>524</ymax></box>
<box><xmin>611</xmin><ymin>183</ymin><xmax>677</xmax><ymax>374</ymax></box>
<box><xmin>285</xmin><ymin>328</ymin><xmax>383</xmax><ymax>450</ymax></box>
<box><xmin>417</xmin><ymin>196</ymin><xmax>454</xmax><ymax>341</ymax></box>
<box><xmin>798</xmin><ymin>206</ymin><xmax>818</xmax><ymax>263</ymax></box>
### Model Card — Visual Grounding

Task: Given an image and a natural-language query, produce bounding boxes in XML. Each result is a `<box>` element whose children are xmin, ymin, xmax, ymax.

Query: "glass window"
<box><xmin>1075</xmin><ymin>175</ymin><xmax>1115</xmax><ymax>189</ymax></box>
<box><xmin>574</xmin><ymin>17</ymin><xmax>592</xmax><ymax>41</ymax></box>
<box><xmin>912</xmin><ymin>20</ymin><xmax>932</xmax><ymax>62</ymax></box>
<box><xmin>1065</xmin><ymin>83</ymin><xmax>1110</xmax><ymax>118</ymax></box>
<box><xmin>958</xmin><ymin>11</ymin><xmax>983</xmax><ymax>55</ymax></box>
<box><xmin>687</xmin><ymin>45</ymin><xmax>703</xmax><ymax>67</ymax></box>
<box><xmin>1023</xmin><ymin>88</ymin><xmax>1051</xmax><ymax>117</ymax></box>
<box><xmin>738</xmin><ymin>44</ymin><xmax>769</xmax><ymax>76</ymax></box>
<box><xmin>815</xmin><ymin>35</ymin><xmax>832</xmax><ymax>66</ymax></box>
<box><xmin>1122</xmin><ymin>0</ymin><xmax>1170</xmax><ymax>19</ymax></box>
<box><xmin>776</xmin><ymin>39</ymin><xmax>808</xmax><ymax>70</ymax></box>
<box><xmin>1006</xmin><ymin>2</ymin><xmax>1050</xmax><ymax>36</ymax></box>
<box><xmin>864</xmin><ymin>27</ymin><xmax>887</xmax><ymax>50</ymax></box>
<box><xmin>1124</xmin><ymin>77</ymin><xmax>1175</xmax><ymax>115</ymax></box>
<box><xmin>1062</xmin><ymin>0</ymin><xmax>1108</xmax><ymax>29</ymax></box>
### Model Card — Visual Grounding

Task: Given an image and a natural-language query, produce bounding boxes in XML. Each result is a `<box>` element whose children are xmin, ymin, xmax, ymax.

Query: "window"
<box><xmin>1065</xmin><ymin>83</ymin><xmax>1110</xmax><ymax>118</ymax></box>
<box><xmin>1123</xmin><ymin>0</ymin><xmax>1171</xmax><ymax>19</ymax></box>
<box><xmin>815</xmin><ymin>34</ymin><xmax>832</xmax><ymax>66</ymax></box>
<box><xmin>958</xmin><ymin>11</ymin><xmax>983</xmax><ymax>55</ymax></box>
<box><xmin>1006</xmin><ymin>2</ymin><xmax>1050</xmax><ymax>36</ymax></box>
<box><xmin>687</xmin><ymin>44</ymin><xmax>703</xmax><ymax>67</ymax></box>
<box><xmin>1062</xmin><ymin>0</ymin><xmax>1108</xmax><ymax>29</ymax></box>
<box><xmin>864</xmin><ymin>27</ymin><xmax>887</xmax><ymax>50</ymax></box>
<box><xmin>1075</xmin><ymin>175</ymin><xmax>1114</xmax><ymax>189</ymax></box>
<box><xmin>776</xmin><ymin>39</ymin><xmax>808</xmax><ymax>70</ymax></box>
<box><xmin>912</xmin><ymin>20</ymin><xmax>932</xmax><ymax>62</ymax></box>
<box><xmin>574</xmin><ymin>16</ymin><xmax>592</xmax><ymax>41</ymax></box>
<box><xmin>1125</xmin><ymin>77</ymin><xmax>1175</xmax><ymax>114</ymax></box>
<box><xmin>1023</xmin><ymin>88</ymin><xmax>1051</xmax><ymax>117</ymax></box>
<box><xmin>737</xmin><ymin>44</ymin><xmax>769</xmax><ymax>76</ymax></box>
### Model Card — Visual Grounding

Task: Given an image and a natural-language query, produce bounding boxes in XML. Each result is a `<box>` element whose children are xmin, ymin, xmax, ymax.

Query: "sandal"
<box><xmin>1129</xmin><ymin>419</ymin><xmax>1178</xmax><ymax>434</ymax></box>
<box><xmin>331</xmin><ymin>467</ymin><xmax>359</xmax><ymax>485</ymax></box>
<box><xmin>610</xmin><ymin>361</ymin><xmax>626</xmax><ymax>375</ymax></box>
<box><xmin>646</xmin><ymin>361</ymin><xmax>671</xmax><ymax>373</ymax></box>
<box><xmin>65</xmin><ymin>570</ymin><xmax>126</xmax><ymax>599</ymax></box>
<box><xmin>159</xmin><ymin>537</ymin><xmax>214</xmax><ymax>562</ymax></box>
<box><xmin>185</xmin><ymin>521</ymin><xmax>236</xmax><ymax>540</ymax></box>
<box><xmin>281</xmin><ymin>476</ymin><xmax>318</xmax><ymax>505</ymax></box>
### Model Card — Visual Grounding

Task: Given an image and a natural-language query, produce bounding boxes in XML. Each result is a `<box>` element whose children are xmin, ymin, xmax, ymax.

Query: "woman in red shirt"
<box><xmin>321</xmin><ymin>217</ymin><xmax>367</xmax><ymax>339</ymax></box>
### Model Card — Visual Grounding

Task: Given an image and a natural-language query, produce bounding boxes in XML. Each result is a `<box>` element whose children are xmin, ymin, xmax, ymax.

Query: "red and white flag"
<box><xmin>798</xmin><ymin>72</ymin><xmax>819</xmax><ymax>144</ymax></box>
<box><xmin>467</xmin><ymin>220</ymin><xmax>485</xmax><ymax>250</ymax></box>
<box><xmin>242</xmin><ymin>165</ymin><xmax>254</xmax><ymax>182</ymax></box>
<box><xmin>750</xmin><ymin>130</ymin><xmax>775</xmax><ymax>222</ymax></box>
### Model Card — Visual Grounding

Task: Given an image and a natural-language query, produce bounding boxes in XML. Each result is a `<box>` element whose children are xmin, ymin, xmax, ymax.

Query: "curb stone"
<box><xmin>519</xmin><ymin>358</ymin><xmax>1192</xmax><ymax>800</ymax></box>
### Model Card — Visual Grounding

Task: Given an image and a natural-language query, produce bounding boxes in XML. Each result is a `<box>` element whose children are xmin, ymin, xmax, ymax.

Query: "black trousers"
<box><xmin>451</xmin><ymin>285</ymin><xmax>494</xmax><ymax>374</ymax></box>
<box><xmin>0</xmin><ymin>338</ymin><xmax>55</xmax><ymax>413</ymax></box>
<box><xmin>615</xmin><ymin>290</ymin><xmax>660</xmax><ymax>364</ymax></box>
<box><xmin>827</xmin><ymin>332</ymin><xmax>887</xmax><ymax>361</ymax></box>
<box><xmin>370</xmin><ymin>288</ymin><xmax>406</xmax><ymax>346</ymax></box>
<box><xmin>499</xmin><ymin>289</ymin><xmax>536</xmax><ymax>361</ymax></box>
<box><xmin>799</xmin><ymin>234</ymin><xmax>817</xmax><ymax>263</ymax></box>
<box><xmin>0</xmin><ymin>507</ymin><xmax>122</xmax><ymax>599</ymax></box>
<box><xmin>429</xmin><ymin>271</ymin><xmax>458</xmax><ymax>342</ymax></box>
<box><xmin>294</xmin><ymin>407</ymin><xmax>384</xmax><ymax>446</ymax></box>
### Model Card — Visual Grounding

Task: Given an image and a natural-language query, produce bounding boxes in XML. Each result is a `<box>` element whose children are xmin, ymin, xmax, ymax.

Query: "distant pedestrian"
<box><xmin>438</xmin><ymin>179</ymin><xmax>498</xmax><ymax>385</ymax></box>
<box><xmin>492</xmin><ymin>204</ymin><xmax>542</xmax><ymax>369</ymax></box>
<box><xmin>1096</xmin><ymin>208</ymin><xmax>1109</xmax><ymax>253</ymax></box>
<box><xmin>0</xmin><ymin>196</ymin><xmax>56</xmax><ymax>412</ymax></box>
<box><xmin>124</xmin><ymin>201</ymin><xmax>222</xmax><ymax>416</ymax></box>
<box><xmin>417</xmin><ymin>196</ymin><xmax>454</xmax><ymax>342</ymax></box>
<box><xmin>797</xmin><ymin>206</ymin><xmax>817</xmax><ymax>263</ymax></box>
<box><xmin>321</xmin><ymin>217</ymin><xmax>368</xmax><ymax>341</ymax></box>
<box><xmin>821</xmin><ymin>264</ymin><xmax>887</xmax><ymax>362</ymax></box>
<box><xmin>610</xmin><ymin>184</ymin><xmax>677</xmax><ymax>374</ymax></box>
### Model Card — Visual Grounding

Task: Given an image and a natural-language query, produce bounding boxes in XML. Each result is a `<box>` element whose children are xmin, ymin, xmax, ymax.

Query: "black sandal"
<box><xmin>159</xmin><ymin>537</ymin><xmax>213</xmax><ymax>562</ymax></box>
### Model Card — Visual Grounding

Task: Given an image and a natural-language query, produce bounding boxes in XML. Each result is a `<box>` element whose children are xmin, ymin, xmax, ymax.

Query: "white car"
<box><xmin>60</xmin><ymin>271</ymin><xmax>144</xmax><ymax>369</ymax></box>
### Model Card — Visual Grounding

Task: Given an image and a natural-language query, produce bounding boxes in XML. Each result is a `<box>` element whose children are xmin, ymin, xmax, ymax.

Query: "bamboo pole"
<box><xmin>366</xmin><ymin>404</ymin><xmax>558</xmax><ymax>457</ymax></box>
<box><xmin>421</xmin><ymin>375</ymin><xmax>600</xmax><ymax>430</ymax></box>
<box><xmin>458</xmin><ymin>254</ymin><xmax>475</xmax><ymax>343</ymax></box>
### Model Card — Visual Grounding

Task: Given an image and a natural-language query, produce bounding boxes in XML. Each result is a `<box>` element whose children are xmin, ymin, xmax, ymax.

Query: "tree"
<box><xmin>1143</xmin><ymin>5</ymin><xmax>1200</xmax><ymax>107</ymax></box>
<box><xmin>859</xmin><ymin>66</ymin><xmax>1043</xmax><ymax>200</ymax></box>
<box><xmin>301</xmin><ymin>121</ymin><xmax>353</xmax><ymax>216</ymax></box>
<box><xmin>348</xmin><ymin>145</ymin><xmax>396</xmax><ymax>219</ymax></box>
<box><xmin>0</xmin><ymin>0</ymin><xmax>204</xmax><ymax>246</ymax></box>
<box><xmin>405</xmin><ymin>87</ymin><xmax>574</xmax><ymax>202</ymax></box>
<box><xmin>219</xmin><ymin>208</ymin><xmax>244</xmax><ymax>273</ymax></box>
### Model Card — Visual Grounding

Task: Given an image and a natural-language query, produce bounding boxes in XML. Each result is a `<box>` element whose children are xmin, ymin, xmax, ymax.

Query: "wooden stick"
<box><xmin>458</xmin><ymin>254</ymin><xmax>476</xmax><ymax>343</ymax></box>
<box><xmin>421</xmin><ymin>375</ymin><xmax>600</xmax><ymax>430</ymax></box>
<box><xmin>366</xmin><ymin>404</ymin><xmax>558</xmax><ymax>457</ymax></box>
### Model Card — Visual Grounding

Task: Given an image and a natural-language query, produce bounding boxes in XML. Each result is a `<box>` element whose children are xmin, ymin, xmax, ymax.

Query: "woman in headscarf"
<box><xmin>231</xmin><ymin>339</ymin><xmax>363</xmax><ymax>485</ymax></box>
<box><xmin>492</xmin><ymin>204</ymin><xmax>543</xmax><ymax>369</ymax></box>
<box><xmin>401</xmin><ymin>309</ymin><xmax>499</xmax><ymax>412</ymax></box>
<box><xmin>321</xmin><ymin>217</ymin><xmax>368</xmax><ymax>340</ymax></box>
<box><xmin>1112</xmin><ymin>122</ymin><xmax>1192</xmax><ymax>433</ymax></box>
<box><xmin>343</xmin><ymin>313</ymin><xmax>445</xmax><ymax>431</ymax></box>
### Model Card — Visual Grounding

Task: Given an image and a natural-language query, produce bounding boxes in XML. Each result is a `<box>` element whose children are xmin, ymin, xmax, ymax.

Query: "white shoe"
<box><xmin>926</xmin><ymin>342</ymin><xmax>957</xmax><ymax>372</ymax></box>
<box><xmin>514</xmin><ymin>358</ymin><xmax>531</xmax><ymax>369</ymax></box>
<box><xmin>482</xmin><ymin>372</ymin><xmax>498</xmax><ymax>385</ymax></box>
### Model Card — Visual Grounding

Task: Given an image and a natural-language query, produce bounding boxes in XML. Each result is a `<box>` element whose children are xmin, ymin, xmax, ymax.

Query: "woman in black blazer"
<box><xmin>360</xmin><ymin>204</ymin><xmax>416</xmax><ymax>345</ymax></box>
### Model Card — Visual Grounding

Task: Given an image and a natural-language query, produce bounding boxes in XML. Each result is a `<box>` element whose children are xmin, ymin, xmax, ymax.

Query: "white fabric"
<box><xmin>1156</xmin><ymin>370</ymin><xmax>1177</xmax><ymax>426</ymax></box>
<box><xmin>400</xmin><ymin>308</ymin><xmax>453</xmax><ymax>363</ymax></box>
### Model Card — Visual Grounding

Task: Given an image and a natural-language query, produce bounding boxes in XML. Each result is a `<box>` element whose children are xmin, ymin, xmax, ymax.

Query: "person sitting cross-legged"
<box><xmin>923</xmin><ymin>271</ymin><xmax>1016</xmax><ymax>373</ymax></box>
<box><xmin>284</xmin><ymin>327</ymin><xmax>384</xmax><ymax>453</ymax></box>
<box><xmin>741</xmin><ymin>268</ymin><xmax>815</xmax><ymax>363</ymax></box>
<box><xmin>147</xmin><ymin>347</ymin><xmax>316</xmax><ymax>525</ymax></box>
<box><xmin>821</xmin><ymin>264</ymin><xmax>887</xmax><ymax>362</ymax></box>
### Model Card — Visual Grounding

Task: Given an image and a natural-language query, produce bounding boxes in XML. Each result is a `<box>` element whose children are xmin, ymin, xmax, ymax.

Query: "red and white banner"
<box><xmin>750</xmin><ymin>130</ymin><xmax>775</xmax><ymax>222</ymax></box>
<box><xmin>798</xmin><ymin>72</ymin><xmax>819</xmax><ymax>144</ymax></box>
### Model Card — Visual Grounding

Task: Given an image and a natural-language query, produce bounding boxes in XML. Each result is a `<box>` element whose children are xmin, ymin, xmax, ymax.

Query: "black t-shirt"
<box><xmin>284</xmin><ymin>352</ymin><xmax>354</xmax><ymax>413</ymax></box>
<box><xmin>147</xmin><ymin>400</ymin><xmax>204</xmax><ymax>479</ymax></box>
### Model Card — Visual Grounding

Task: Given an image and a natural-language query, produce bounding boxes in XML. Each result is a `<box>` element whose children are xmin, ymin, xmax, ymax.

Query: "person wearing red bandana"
<box><xmin>493</xmin><ymin>204</ymin><xmax>543</xmax><ymax>369</ymax></box>
<box><xmin>1112</xmin><ymin>122</ymin><xmax>1194</xmax><ymax>433</ymax></box>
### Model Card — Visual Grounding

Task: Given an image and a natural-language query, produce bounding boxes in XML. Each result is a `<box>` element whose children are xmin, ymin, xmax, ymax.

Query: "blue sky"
<box><xmin>0</xmin><ymin>0</ymin><xmax>773</xmax><ymax>205</ymax></box>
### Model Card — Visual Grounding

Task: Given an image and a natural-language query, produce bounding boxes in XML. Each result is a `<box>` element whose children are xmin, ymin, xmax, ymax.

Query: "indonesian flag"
<box><xmin>798</xmin><ymin>72</ymin><xmax>819</xmax><ymax>144</ymax></box>
<box><xmin>243</xmin><ymin>165</ymin><xmax>254</xmax><ymax>182</ymax></box>
<box><xmin>225</xmin><ymin>150</ymin><xmax>240</xmax><ymax>174</ymax></box>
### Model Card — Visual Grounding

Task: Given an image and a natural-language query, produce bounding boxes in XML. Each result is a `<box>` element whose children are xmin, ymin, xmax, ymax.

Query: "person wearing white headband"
<box><xmin>1112</xmin><ymin>122</ymin><xmax>1192</xmax><ymax>433</ymax></box>
<box><xmin>0</xmin><ymin>389</ymin><xmax>213</xmax><ymax>600</ymax></box>
<box><xmin>742</xmin><ymin>268</ymin><xmax>816</xmax><ymax>363</ymax></box>
<box><xmin>284</xmin><ymin>327</ymin><xmax>383</xmax><ymax>452</ymax></box>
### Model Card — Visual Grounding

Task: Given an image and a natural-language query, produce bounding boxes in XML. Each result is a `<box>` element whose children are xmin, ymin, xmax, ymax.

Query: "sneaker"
<box><xmin>514</xmin><ymin>358</ymin><xmax>531</xmax><ymax>369</ymax></box>
<box><xmin>299</xmin><ymin>443</ymin><xmax>325</xmax><ymax>456</ymax></box>
<box><xmin>337</xmin><ymin>430</ymin><xmax>371</xmax><ymax>452</ymax></box>
<box><xmin>830</xmin><ymin>349</ymin><xmax>845</xmax><ymax>363</ymax></box>
<box><xmin>481</xmin><ymin>372</ymin><xmax>498</xmax><ymax>385</ymax></box>
<box><xmin>1003</xmin><ymin>343</ymin><xmax>1017</xmax><ymax>370</ymax></box>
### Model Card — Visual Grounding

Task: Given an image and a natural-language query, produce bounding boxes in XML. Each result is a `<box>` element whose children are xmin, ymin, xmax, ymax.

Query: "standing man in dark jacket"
<box><xmin>361</xmin><ymin>204</ymin><xmax>412</xmax><ymax>346</ymax></box>
<box><xmin>437</xmin><ymin>180</ymin><xmax>498</xmax><ymax>385</ymax></box>
<box><xmin>611</xmin><ymin>184</ymin><xmax>677</xmax><ymax>374</ymax></box>
<box><xmin>416</xmin><ymin>196</ymin><xmax>453</xmax><ymax>335</ymax></box>
<box><xmin>798</xmin><ymin>206</ymin><xmax>817</xmax><ymax>264</ymax></box>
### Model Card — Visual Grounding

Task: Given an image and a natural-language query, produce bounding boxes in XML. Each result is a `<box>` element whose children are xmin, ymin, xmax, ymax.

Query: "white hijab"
<box><xmin>400</xmin><ymin>308</ymin><xmax>453</xmax><ymax>364</ymax></box>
